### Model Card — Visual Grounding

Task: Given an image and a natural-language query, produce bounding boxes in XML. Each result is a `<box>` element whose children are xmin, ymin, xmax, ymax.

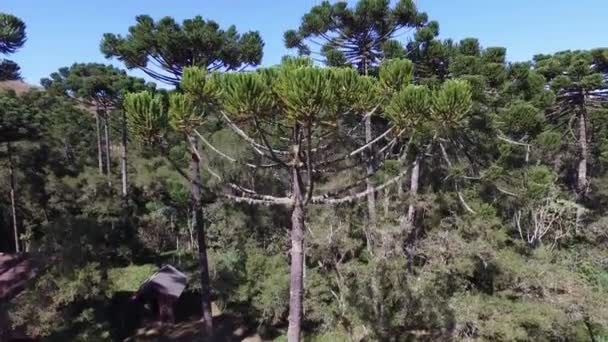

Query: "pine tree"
<box><xmin>534</xmin><ymin>50</ymin><xmax>608</xmax><ymax>220</ymax></box>
<box><xmin>285</xmin><ymin>0</ymin><xmax>428</xmax><ymax>230</ymax></box>
<box><xmin>41</xmin><ymin>63</ymin><xmax>152</xmax><ymax>196</ymax></box>
<box><xmin>0</xmin><ymin>13</ymin><xmax>27</xmax><ymax>81</ymax></box>
<box><xmin>124</xmin><ymin>67</ymin><xmax>221</xmax><ymax>336</ymax></box>
<box><xmin>101</xmin><ymin>15</ymin><xmax>264</xmax><ymax>85</ymax></box>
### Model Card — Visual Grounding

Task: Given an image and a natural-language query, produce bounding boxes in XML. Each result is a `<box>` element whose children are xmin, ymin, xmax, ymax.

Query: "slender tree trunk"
<box><xmin>287</xmin><ymin>164</ymin><xmax>305</xmax><ymax>342</ymax></box>
<box><xmin>103</xmin><ymin>110</ymin><xmax>111</xmax><ymax>177</ymax></box>
<box><xmin>120</xmin><ymin>110</ymin><xmax>128</xmax><ymax>198</ymax></box>
<box><xmin>576</xmin><ymin>107</ymin><xmax>589</xmax><ymax>226</ymax></box>
<box><xmin>402</xmin><ymin>154</ymin><xmax>421</xmax><ymax>271</ymax></box>
<box><xmin>407</xmin><ymin>155</ymin><xmax>421</xmax><ymax>225</ymax></box>
<box><xmin>95</xmin><ymin>111</ymin><xmax>104</xmax><ymax>175</ymax></box>
<box><xmin>383</xmin><ymin>187</ymin><xmax>390</xmax><ymax>217</ymax></box>
<box><xmin>577</xmin><ymin>109</ymin><xmax>588</xmax><ymax>197</ymax></box>
<box><xmin>7</xmin><ymin>142</ymin><xmax>19</xmax><ymax>253</ymax></box>
<box><xmin>362</xmin><ymin>59</ymin><xmax>377</xmax><ymax>234</ymax></box>
<box><xmin>188</xmin><ymin>136</ymin><xmax>213</xmax><ymax>336</ymax></box>
<box><xmin>187</xmin><ymin>208</ymin><xmax>194</xmax><ymax>252</ymax></box>
<box><xmin>365</xmin><ymin>115</ymin><xmax>377</xmax><ymax>231</ymax></box>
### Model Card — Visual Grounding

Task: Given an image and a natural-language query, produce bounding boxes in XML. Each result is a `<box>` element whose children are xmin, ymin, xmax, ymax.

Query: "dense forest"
<box><xmin>1</xmin><ymin>1</ymin><xmax>608</xmax><ymax>341</ymax></box>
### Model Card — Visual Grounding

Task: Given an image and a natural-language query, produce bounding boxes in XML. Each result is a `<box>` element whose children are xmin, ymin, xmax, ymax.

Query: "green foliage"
<box><xmin>3</xmin><ymin>5</ymin><xmax>608</xmax><ymax>342</ymax></box>
<box><xmin>221</xmin><ymin>71</ymin><xmax>274</xmax><ymax>118</ymax></box>
<box><xmin>124</xmin><ymin>91</ymin><xmax>167</xmax><ymax>145</ymax></box>
<box><xmin>0</xmin><ymin>58</ymin><xmax>21</xmax><ymax>80</ymax></box>
<box><xmin>168</xmin><ymin>92</ymin><xmax>201</xmax><ymax>134</ymax></box>
<box><xmin>0</xmin><ymin>13</ymin><xmax>26</xmax><ymax>54</ymax></box>
<box><xmin>108</xmin><ymin>264</ymin><xmax>156</xmax><ymax>292</ymax></box>
<box><xmin>379</xmin><ymin>58</ymin><xmax>414</xmax><ymax>93</ymax></box>
<box><xmin>285</xmin><ymin>0</ymin><xmax>426</xmax><ymax>70</ymax></box>
<box><xmin>180</xmin><ymin>66</ymin><xmax>221</xmax><ymax>107</ymax></box>
<box><xmin>385</xmin><ymin>84</ymin><xmax>431</xmax><ymax>130</ymax></box>
<box><xmin>101</xmin><ymin>15</ymin><xmax>264</xmax><ymax>84</ymax></box>
<box><xmin>275</xmin><ymin>66</ymin><xmax>336</xmax><ymax>122</ymax></box>
<box><xmin>41</xmin><ymin>63</ymin><xmax>151</xmax><ymax>106</ymax></box>
<box><xmin>498</xmin><ymin>101</ymin><xmax>544</xmax><ymax>139</ymax></box>
<box><xmin>431</xmin><ymin>79</ymin><xmax>472</xmax><ymax>130</ymax></box>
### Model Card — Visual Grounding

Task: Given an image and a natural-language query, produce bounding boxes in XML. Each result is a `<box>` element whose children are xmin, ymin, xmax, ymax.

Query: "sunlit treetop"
<box><xmin>101</xmin><ymin>15</ymin><xmax>264</xmax><ymax>85</ymax></box>
<box><xmin>41</xmin><ymin>63</ymin><xmax>153</xmax><ymax>107</ymax></box>
<box><xmin>385</xmin><ymin>79</ymin><xmax>472</xmax><ymax>135</ymax></box>
<box><xmin>534</xmin><ymin>49</ymin><xmax>608</xmax><ymax>91</ymax></box>
<box><xmin>284</xmin><ymin>0</ymin><xmax>427</xmax><ymax>71</ymax></box>
<box><xmin>123</xmin><ymin>91</ymin><xmax>167</xmax><ymax>146</ymax></box>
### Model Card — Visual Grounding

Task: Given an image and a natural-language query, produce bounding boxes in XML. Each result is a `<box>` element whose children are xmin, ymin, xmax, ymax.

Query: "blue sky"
<box><xmin>3</xmin><ymin>0</ymin><xmax>607</xmax><ymax>85</ymax></box>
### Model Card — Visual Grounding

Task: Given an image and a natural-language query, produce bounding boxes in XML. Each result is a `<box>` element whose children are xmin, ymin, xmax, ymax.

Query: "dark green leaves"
<box><xmin>0</xmin><ymin>13</ymin><xmax>26</xmax><ymax>54</ymax></box>
<box><xmin>285</xmin><ymin>0</ymin><xmax>426</xmax><ymax>70</ymax></box>
<box><xmin>0</xmin><ymin>13</ymin><xmax>26</xmax><ymax>81</ymax></box>
<box><xmin>41</xmin><ymin>63</ymin><xmax>150</xmax><ymax>106</ymax></box>
<box><xmin>431</xmin><ymin>80</ymin><xmax>473</xmax><ymax>130</ymax></box>
<box><xmin>101</xmin><ymin>15</ymin><xmax>264</xmax><ymax>85</ymax></box>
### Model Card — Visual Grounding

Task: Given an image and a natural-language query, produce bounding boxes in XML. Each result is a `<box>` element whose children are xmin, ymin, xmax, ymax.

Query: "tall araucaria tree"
<box><xmin>534</xmin><ymin>50</ymin><xmax>608</xmax><ymax>221</ymax></box>
<box><xmin>0</xmin><ymin>13</ymin><xmax>27</xmax><ymax>80</ymax></box>
<box><xmin>124</xmin><ymin>68</ymin><xmax>221</xmax><ymax>336</ymax></box>
<box><xmin>167</xmin><ymin>58</ymin><xmax>411</xmax><ymax>341</ymax></box>
<box><xmin>41</xmin><ymin>63</ymin><xmax>153</xmax><ymax>197</ymax></box>
<box><xmin>101</xmin><ymin>15</ymin><xmax>264</xmax><ymax>85</ymax></box>
<box><xmin>284</xmin><ymin>0</ymin><xmax>428</xmax><ymax>230</ymax></box>
<box><xmin>0</xmin><ymin>91</ymin><xmax>42</xmax><ymax>252</ymax></box>
<box><xmin>386</xmin><ymin>79</ymin><xmax>474</xmax><ymax>268</ymax></box>
<box><xmin>125</xmin><ymin>58</ymin><xmax>431</xmax><ymax>341</ymax></box>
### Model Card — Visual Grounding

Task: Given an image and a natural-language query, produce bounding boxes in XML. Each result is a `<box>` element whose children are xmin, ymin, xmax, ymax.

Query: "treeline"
<box><xmin>1</xmin><ymin>1</ymin><xmax>608</xmax><ymax>341</ymax></box>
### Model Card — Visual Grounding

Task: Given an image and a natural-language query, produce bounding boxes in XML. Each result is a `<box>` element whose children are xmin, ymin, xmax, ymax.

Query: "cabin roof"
<box><xmin>136</xmin><ymin>265</ymin><xmax>187</xmax><ymax>299</ymax></box>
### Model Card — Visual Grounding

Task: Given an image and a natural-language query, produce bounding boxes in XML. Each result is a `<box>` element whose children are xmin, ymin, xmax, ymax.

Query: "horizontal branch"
<box><xmin>193</xmin><ymin>129</ymin><xmax>280</xmax><ymax>169</ymax></box>
<box><xmin>219</xmin><ymin>110</ymin><xmax>289</xmax><ymax>159</ymax></box>
<box><xmin>311</xmin><ymin>139</ymin><xmax>413</xmax><ymax>205</ymax></box>
<box><xmin>222</xmin><ymin>193</ymin><xmax>291</xmax><ymax>206</ymax></box>
<box><xmin>310</xmin><ymin>165</ymin><xmax>407</xmax><ymax>205</ymax></box>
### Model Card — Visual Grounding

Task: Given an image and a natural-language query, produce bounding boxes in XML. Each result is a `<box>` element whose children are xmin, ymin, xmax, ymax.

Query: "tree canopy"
<box><xmin>2</xmin><ymin>3</ymin><xmax>608</xmax><ymax>342</ymax></box>
<box><xmin>0</xmin><ymin>13</ymin><xmax>27</xmax><ymax>80</ymax></box>
<box><xmin>101</xmin><ymin>15</ymin><xmax>264</xmax><ymax>85</ymax></box>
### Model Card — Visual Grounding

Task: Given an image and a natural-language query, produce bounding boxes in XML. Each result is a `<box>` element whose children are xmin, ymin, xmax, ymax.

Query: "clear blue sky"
<box><xmin>3</xmin><ymin>0</ymin><xmax>607</xmax><ymax>85</ymax></box>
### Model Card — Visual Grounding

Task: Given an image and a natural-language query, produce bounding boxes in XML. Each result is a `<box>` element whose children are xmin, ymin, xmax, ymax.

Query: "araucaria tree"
<box><xmin>101</xmin><ymin>15</ymin><xmax>264</xmax><ymax>85</ymax></box>
<box><xmin>0</xmin><ymin>13</ymin><xmax>27</xmax><ymax>80</ymax></box>
<box><xmin>42</xmin><ymin>63</ymin><xmax>152</xmax><ymax>196</ymax></box>
<box><xmin>124</xmin><ymin>69</ymin><xmax>219</xmax><ymax>336</ymax></box>
<box><xmin>284</xmin><ymin>0</ymin><xmax>428</xmax><ymax>229</ymax></box>
<box><xmin>156</xmin><ymin>58</ymin><xmax>409</xmax><ymax>342</ymax></box>
<box><xmin>534</xmin><ymin>50</ymin><xmax>608</xmax><ymax>217</ymax></box>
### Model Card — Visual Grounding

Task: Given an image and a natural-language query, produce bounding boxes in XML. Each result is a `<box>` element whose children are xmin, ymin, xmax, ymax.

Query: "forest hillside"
<box><xmin>1</xmin><ymin>2</ymin><xmax>608</xmax><ymax>341</ymax></box>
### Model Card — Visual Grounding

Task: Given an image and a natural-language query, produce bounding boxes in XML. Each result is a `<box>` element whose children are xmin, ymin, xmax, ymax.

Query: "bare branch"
<box><xmin>219</xmin><ymin>110</ymin><xmax>288</xmax><ymax>159</ymax></box>
<box><xmin>193</xmin><ymin>129</ymin><xmax>280</xmax><ymax>169</ymax></box>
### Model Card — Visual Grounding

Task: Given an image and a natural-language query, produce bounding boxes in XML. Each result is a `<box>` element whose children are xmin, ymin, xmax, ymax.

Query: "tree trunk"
<box><xmin>365</xmin><ymin>115</ymin><xmax>377</xmax><ymax>231</ymax></box>
<box><xmin>7</xmin><ymin>141</ymin><xmax>19</xmax><ymax>253</ymax></box>
<box><xmin>577</xmin><ymin>110</ymin><xmax>588</xmax><ymax>198</ymax></box>
<box><xmin>407</xmin><ymin>155</ymin><xmax>421</xmax><ymax>225</ymax></box>
<box><xmin>576</xmin><ymin>108</ymin><xmax>589</xmax><ymax>226</ymax></box>
<box><xmin>402</xmin><ymin>154</ymin><xmax>421</xmax><ymax>272</ymax></box>
<box><xmin>188</xmin><ymin>136</ymin><xmax>213</xmax><ymax>336</ymax></box>
<box><xmin>103</xmin><ymin>110</ymin><xmax>111</xmax><ymax>177</ymax></box>
<box><xmin>120</xmin><ymin>110</ymin><xmax>128</xmax><ymax>198</ymax></box>
<box><xmin>383</xmin><ymin>187</ymin><xmax>390</xmax><ymax>217</ymax></box>
<box><xmin>287</xmin><ymin>164</ymin><xmax>305</xmax><ymax>342</ymax></box>
<box><xmin>95</xmin><ymin>111</ymin><xmax>103</xmax><ymax>175</ymax></box>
